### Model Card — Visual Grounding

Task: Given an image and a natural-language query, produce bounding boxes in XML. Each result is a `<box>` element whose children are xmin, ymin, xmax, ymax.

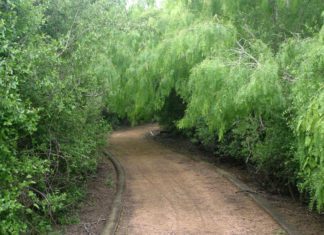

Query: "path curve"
<box><xmin>109</xmin><ymin>124</ymin><xmax>282</xmax><ymax>235</ymax></box>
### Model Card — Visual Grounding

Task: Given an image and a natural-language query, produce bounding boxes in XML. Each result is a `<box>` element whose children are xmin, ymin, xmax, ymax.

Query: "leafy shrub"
<box><xmin>0</xmin><ymin>0</ymin><xmax>121</xmax><ymax>233</ymax></box>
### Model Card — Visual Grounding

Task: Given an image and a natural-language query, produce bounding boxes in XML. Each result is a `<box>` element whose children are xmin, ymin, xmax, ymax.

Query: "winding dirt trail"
<box><xmin>109</xmin><ymin>124</ymin><xmax>282</xmax><ymax>235</ymax></box>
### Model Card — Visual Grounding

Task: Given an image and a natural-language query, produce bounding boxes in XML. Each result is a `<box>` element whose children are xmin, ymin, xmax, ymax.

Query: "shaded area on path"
<box><xmin>109</xmin><ymin>124</ymin><xmax>282</xmax><ymax>235</ymax></box>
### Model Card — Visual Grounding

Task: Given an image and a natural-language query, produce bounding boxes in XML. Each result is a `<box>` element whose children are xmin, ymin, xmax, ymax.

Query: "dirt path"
<box><xmin>109</xmin><ymin>124</ymin><xmax>282</xmax><ymax>235</ymax></box>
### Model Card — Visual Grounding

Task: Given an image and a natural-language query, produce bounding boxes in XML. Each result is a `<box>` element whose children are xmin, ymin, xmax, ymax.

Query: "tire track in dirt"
<box><xmin>109</xmin><ymin>124</ymin><xmax>283</xmax><ymax>235</ymax></box>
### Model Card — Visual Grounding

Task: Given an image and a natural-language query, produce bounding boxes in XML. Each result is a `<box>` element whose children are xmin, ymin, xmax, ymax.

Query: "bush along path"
<box><xmin>58</xmin><ymin>156</ymin><xmax>117</xmax><ymax>235</ymax></box>
<box><xmin>107</xmin><ymin>124</ymin><xmax>286</xmax><ymax>234</ymax></box>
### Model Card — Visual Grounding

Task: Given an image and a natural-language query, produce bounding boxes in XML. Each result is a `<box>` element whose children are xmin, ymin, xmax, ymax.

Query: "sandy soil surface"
<box><xmin>110</xmin><ymin>124</ymin><xmax>283</xmax><ymax>235</ymax></box>
<box><xmin>155</xmin><ymin>126</ymin><xmax>324</xmax><ymax>235</ymax></box>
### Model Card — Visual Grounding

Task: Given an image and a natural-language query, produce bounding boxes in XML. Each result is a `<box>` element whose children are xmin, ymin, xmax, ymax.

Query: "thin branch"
<box><xmin>27</xmin><ymin>186</ymin><xmax>56</xmax><ymax>224</ymax></box>
<box><xmin>57</xmin><ymin>8</ymin><xmax>81</xmax><ymax>57</ymax></box>
<box><xmin>259</xmin><ymin>114</ymin><xmax>265</xmax><ymax>131</ymax></box>
<box><xmin>236</xmin><ymin>41</ymin><xmax>260</xmax><ymax>66</ymax></box>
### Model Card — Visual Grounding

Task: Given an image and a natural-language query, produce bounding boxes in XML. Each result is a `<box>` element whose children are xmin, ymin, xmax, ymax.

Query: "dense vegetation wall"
<box><xmin>0</xmin><ymin>0</ymin><xmax>126</xmax><ymax>233</ymax></box>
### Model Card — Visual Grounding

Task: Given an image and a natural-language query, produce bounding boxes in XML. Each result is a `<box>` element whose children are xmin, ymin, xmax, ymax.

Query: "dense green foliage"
<box><xmin>108</xmin><ymin>0</ymin><xmax>324</xmax><ymax>212</ymax></box>
<box><xmin>1</xmin><ymin>0</ymin><xmax>323</xmax><ymax>233</ymax></box>
<box><xmin>0</xmin><ymin>0</ymin><xmax>127</xmax><ymax>233</ymax></box>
